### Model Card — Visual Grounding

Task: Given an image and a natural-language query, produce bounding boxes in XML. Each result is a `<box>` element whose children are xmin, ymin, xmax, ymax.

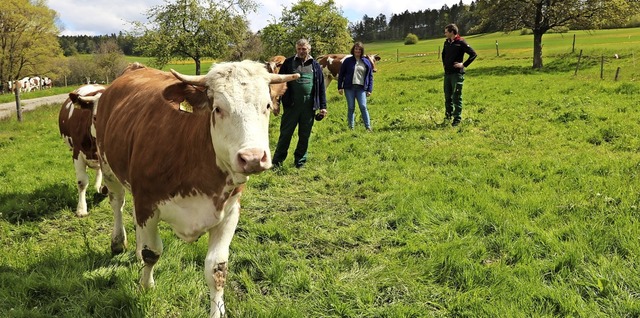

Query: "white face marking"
<box><xmin>205</xmin><ymin>63</ymin><xmax>272</xmax><ymax>179</ymax></box>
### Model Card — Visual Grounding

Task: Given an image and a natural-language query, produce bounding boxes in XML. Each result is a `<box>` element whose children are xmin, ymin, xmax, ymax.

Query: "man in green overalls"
<box><xmin>273</xmin><ymin>39</ymin><xmax>327</xmax><ymax>168</ymax></box>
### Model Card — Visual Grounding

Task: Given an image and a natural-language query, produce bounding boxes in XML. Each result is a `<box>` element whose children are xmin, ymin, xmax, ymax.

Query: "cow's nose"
<box><xmin>237</xmin><ymin>148</ymin><xmax>271</xmax><ymax>173</ymax></box>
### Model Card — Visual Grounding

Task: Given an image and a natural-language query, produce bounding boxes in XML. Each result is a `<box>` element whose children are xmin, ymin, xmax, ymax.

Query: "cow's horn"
<box><xmin>78</xmin><ymin>95</ymin><xmax>99</xmax><ymax>103</ymax></box>
<box><xmin>269</xmin><ymin>73</ymin><xmax>300</xmax><ymax>84</ymax></box>
<box><xmin>171</xmin><ymin>69</ymin><xmax>207</xmax><ymax>86</ymax></box>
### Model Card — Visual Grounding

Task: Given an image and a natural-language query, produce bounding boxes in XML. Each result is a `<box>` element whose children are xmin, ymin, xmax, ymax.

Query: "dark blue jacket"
<box><xmin>278</xmin><ymin>55</ymin><xmax>327</xmax><ymax>111</ymax></box>
<box><xmin>337</xmin><ymin>56</ymin><xmax>374</xmax><ymax>93</ymax></box>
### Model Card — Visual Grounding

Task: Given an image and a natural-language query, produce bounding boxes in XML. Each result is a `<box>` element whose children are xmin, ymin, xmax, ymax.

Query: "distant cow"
<box><xmin>59</xmin><ymin>84</ymin><xmax>107</xmax><ymax>217</ymax></box>
<box><xmin>42</xmin><ymin>77</ymin><xmax>53</xmax><ymax>89</ymax></box>
<box><xmin>29</xmin><ymin>77</ymin><xmax>41</xmax><ymax>90</ymax></box>
<box><xmin>17</xmin><ymin>77</ymin><xmax>32</xmax><ymax>92</ymax></box>
<box><xmin>317</xmin><ymin>53</ymin><xmax>380</xmax><ymax>88</ymax></box>
<box><xmin>266</xmin><ymin>55</ymin><xmax>287</xmax><ymax>115</ymax></box>
<box><xmin>81</xmin><ymin>61</ymin><xmax>299</xmax><ymax>318</ymax></box>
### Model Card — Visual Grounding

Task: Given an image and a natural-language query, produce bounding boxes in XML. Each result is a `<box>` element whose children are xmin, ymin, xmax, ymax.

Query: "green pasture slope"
<box><xmin>1</xmin><ymin>28</ymin><xmax>640</xmax><ymax>317</ymax></box>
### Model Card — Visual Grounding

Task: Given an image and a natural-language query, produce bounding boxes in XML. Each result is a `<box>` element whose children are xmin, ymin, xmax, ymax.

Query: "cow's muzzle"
<box><xmin>236</xmin><ymin>148</ymin><xmax>271</xmax><ymax>173</ymax></box>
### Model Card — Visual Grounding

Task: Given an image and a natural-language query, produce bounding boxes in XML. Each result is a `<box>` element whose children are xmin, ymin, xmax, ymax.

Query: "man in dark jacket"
<box><xmin>442</xmin><ymin>23</ymin><xmax>477</xmax><ymax>127</ymax></box>
<box><xmin>273</xmin><ymin>38</ymin><xmax>327</xmax><ymax>168</ymax></box>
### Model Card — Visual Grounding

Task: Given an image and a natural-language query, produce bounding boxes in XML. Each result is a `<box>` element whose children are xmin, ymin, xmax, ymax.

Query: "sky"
<box><xmin>49</xmin><ymin>0</ymin><xmax>472</xmax><ymax>36</ymax></box>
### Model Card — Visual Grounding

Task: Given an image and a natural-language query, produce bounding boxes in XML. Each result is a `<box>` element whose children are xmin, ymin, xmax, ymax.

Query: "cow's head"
<box><xmin>366</xmin><ymin>54</ymin><xmax>381</xmax><ymax>72</ymax></box>
<box><xmin>75</xmin><ymin>84</ymin><xmax>106</xmax><ymax>138</ymax></box>
<box><xmin>171</xmin><ymin>61</ymin><xmax>299</xmax><ymax>183</ymax></box>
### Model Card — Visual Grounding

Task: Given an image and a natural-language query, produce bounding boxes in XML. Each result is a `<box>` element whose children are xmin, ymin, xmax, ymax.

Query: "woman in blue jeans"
<box><xmin>338</xmin><ymin>42</ymin><xmax>374</xmax><ymax>131</ymax></box>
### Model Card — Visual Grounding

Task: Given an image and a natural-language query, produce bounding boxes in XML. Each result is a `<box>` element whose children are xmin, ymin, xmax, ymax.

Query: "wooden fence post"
<box><xmin>14</xmin><ymin>81</ymin><xmax>22</xmax><ymax>122</ymax></box>
<box><xmin>574</xmin><ymin>50</ymin><xmax>583</xmax><ymax>76</ymax></box>
<box><xmin>615</xmin><ymin>67</ymin><xmax>621</xmax><ymax>81</ymax></box>
<box><xmin>572</xmin><ymin>34</ymin><xmax>576</xmax><ymax>53</ymax></box>
<box><xmin>397</xmin><ymin>49</ymin><xmax>399</xmax><ymax>62</ymax></box>
<box><xmin>600</xmin><ymin>55</ymin><xmax>604</xmax><ymax>80</ymax></box>
<box><xmin>495</xmin><ymin>40</ymin><xmax>499</xmax><ymax>57</ymax></box>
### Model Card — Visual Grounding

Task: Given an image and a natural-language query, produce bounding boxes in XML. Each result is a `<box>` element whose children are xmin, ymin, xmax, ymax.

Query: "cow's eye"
<box><xmin>213</xmin><ymin>107</ymin><xmax>221</xmax><ymax>114</ymax></box>
<box><xmin>266</xmin><ymin>103</ymin><xmax>271</xmax><ymax>110</ymax></box>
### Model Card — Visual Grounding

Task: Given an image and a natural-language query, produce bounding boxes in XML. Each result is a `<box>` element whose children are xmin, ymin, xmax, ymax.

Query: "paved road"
<box><xmin>0</xmin><ymin>94</ymin><xmax>68</xmax><ymax>121</ymax></box>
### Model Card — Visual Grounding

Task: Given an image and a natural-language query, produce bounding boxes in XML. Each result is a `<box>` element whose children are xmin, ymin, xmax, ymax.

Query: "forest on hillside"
<box><xmin>58</xmin><ymin>0</ymin><xmax>640</xmax><ymax>56</ymax></box>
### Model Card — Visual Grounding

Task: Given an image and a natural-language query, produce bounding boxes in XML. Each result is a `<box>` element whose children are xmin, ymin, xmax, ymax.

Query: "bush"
<box><xmin>520</xmin><ymin>28</ymin><xmax>533</xmax><ymax>35</ymax></box>
<box><xmin>549</xmin><ymin>26</ymin><xmax>570</xmax><ymax>33</ymax></box>
<box><xmin>404</xmin><ymin>33</ymin><xmax>419</xmax><ymax>45</ymax></box>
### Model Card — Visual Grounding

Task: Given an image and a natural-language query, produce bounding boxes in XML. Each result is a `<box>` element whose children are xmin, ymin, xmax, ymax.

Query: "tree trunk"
<box><xmin>195</xmin><ymin>59</ymin><xmax>201</xmax><ymax>75</ymax></box>
<box><xmin>533</xmin><ymin>31</ymin><xmax>544</xmax><ymax>69</ymax></box>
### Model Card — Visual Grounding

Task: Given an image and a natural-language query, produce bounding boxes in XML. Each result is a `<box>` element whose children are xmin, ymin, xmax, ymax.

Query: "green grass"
<box><xmin>2</xmin><ymin>28</ymin><xmax>640</xmax><ymax>317</ymax></box>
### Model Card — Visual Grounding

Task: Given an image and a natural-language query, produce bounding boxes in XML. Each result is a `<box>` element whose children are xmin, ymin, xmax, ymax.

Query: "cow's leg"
<box><xmin>205</xmin><ymin>201</ymin><xmax>240</xmax><ymax>318</ymax></box>
<box><xmin>94</xmin><ymin>167</ymin><xmax>105</xmax><ymax>194</ymax></box>
<box><xmin>135</xmin><ymin>211</ymin><xmax>162</xmax><ymax>289</ymax></box>
<box><xmin>322</xmin><ymin>71</ymin><xmax>333</xmax><ymax>89</ymax></box>
<box><xmin>88</xmin><ymin>158</ymin><xmax>108</xmax><ymax>195</ymax></box>
<box><xmin>73</xmin><ymin>158</ymin><xmax>90</xmax><ymax>217</ymax></box>
<box><xmin>102</xmin><ymin>166</ymin><xmax>127</xmax><ymax>254</ymax></box>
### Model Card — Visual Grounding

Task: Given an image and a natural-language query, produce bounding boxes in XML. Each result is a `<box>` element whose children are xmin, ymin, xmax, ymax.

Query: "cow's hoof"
<box><xmin>111</xmin><ymin>241</ymin><xmax>126</xmax><ymax>255</ymax></box>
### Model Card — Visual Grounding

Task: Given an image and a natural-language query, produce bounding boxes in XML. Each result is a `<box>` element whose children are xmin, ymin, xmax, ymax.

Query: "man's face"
<box><xmin>296</xmin><ymin>45</ymin><xmax>310</xmax><ymax>59</ymax></box>
<box><xmin>444</xmin><ymin>29</ymin><xmax>454</xmax><ymax>40</ymax></box>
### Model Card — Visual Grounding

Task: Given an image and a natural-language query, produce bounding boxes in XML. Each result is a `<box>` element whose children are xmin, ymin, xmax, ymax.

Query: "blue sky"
<box><xmin>49</xmin><ymin>0</ymin><xmax>472</xmax><ymax>36</ymax></box>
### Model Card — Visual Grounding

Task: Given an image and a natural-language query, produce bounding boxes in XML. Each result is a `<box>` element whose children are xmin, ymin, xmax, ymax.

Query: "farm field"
<box><xmin>1</xmin><ymin>28</ymin><xmax>640</xmax><ymax>317</ymax></box>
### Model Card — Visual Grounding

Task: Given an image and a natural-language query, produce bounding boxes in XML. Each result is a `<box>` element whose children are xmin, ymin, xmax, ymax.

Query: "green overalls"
<box><xmin>272</xmin><ymin>65</ymin><xmax>315</xmax><ymax>167</ymax></box>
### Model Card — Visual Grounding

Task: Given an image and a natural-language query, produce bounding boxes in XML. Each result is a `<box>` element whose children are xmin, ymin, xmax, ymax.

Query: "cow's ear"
<box><xmin>69</xmin><ymin>92</ymin><xmax>80</xmax><ymax>103</ymax></box>
<box><xmin>164</xmin><ymin>83</ymin><xmax>210</xmax><ymax>112</ymax></box>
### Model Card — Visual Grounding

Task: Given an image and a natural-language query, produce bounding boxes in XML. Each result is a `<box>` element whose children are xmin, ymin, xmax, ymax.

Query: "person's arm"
<box><xmin>316</xmin><ymin>63</ymin><xmax>327</xmax><ymax>111</ymax></box>
<box><xmin>337</xmin><ymin>60</ymin><xmax>347</xmax><ymax>90</ymax></box>
<box><xmin>366</xmin><ymin>60</ymin><xmax>374</xmax><ymax>93</ymax></box>
<box><xmin>463</xmin><ymin>41</ymin><xmax>477</xmax><ymax>67</ymax></box>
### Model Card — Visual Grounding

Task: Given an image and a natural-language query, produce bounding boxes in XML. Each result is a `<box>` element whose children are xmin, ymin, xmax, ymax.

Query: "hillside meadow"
<box><xmin>1</xmin><ymin>29</ymin><xmax>640</xmax><ymax>317</ymax></box>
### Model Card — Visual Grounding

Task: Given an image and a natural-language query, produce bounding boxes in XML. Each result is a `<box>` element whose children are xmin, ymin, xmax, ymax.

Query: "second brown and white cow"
<box><xmin>82</xmin><ymin>61</ymin><xmax>299</xmax><ymax>318</ymax></box>
<box><xmin>59</xmin><ymin>84</ymin><xmax>107</xmax><ymax>217</ymax></box>
<box><xmin>317</xmin><ymin>53</ymin><xmax>381</xmax><ymax>88</ymax></box>
<box><xmin>266</xmin><ymin>55</ymin><xmax>287</xmax><ymax>115</ymax></box>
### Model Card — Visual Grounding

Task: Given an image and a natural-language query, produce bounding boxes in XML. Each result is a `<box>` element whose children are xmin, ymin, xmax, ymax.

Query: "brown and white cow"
<box><xmin>317</xmin><ymin>53</ymin><xmax>381</xmax><ymax>88</ymax></box>
<box><xmin>82</xmin><ymin>61</ymin><xmax>299</xmax><ymax>318</ymax></box>
<box><xmin>266</xmin><ymin>55</ymin><xmax>287</xmax><ymax>115</ymax></box>
<box><xmin>58</xmin><ymin>84</ymin><xmax>107</xmax><ymax>217</ymax></box>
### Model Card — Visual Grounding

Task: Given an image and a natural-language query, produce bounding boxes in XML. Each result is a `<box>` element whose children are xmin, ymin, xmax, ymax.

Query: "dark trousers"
<box><xmin>272</xmin><ymin>102</ymin><xmax>315</xmax><ymax>166</ymax></box>
<box><xmin>444</xmin><ymin>73</ymin><xmax>464</xmax><ymax>121</ymax></box>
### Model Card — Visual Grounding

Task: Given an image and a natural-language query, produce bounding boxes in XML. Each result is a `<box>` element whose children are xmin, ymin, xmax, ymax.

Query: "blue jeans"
<box><xmin>344</xmin><ymin>86</ymin><xmax>370</xmax><ymax>129</ymax></box>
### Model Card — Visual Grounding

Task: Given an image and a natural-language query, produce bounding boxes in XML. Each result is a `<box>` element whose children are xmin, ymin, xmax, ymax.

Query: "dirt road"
<box><xmin>0</xmin><ymin>94</ymin><xmax>68</xmax><ymax>121</ymax></box>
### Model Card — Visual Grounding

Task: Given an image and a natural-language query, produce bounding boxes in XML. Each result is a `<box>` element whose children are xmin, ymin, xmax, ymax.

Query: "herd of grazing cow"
<box><xmin>56</xmin><ymin>52</ymin><xmax>380</xmax><ymax>317</ymax></box>
<box><xmin>6</xmin><ymin>76</ymin><xmax>53</xmax><ymax>94</ymax></box>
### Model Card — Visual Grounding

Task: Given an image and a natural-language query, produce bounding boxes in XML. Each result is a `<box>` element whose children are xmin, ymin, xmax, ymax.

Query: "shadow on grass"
<box><xmin>0</xmin><ymin>240</ymin><xmax>143</xmax><ymax>317</ymax></box>
<box><xmin>0</xmin><ymin>182</ymin><xmax>107</xmax><ymax>224</ymax></box>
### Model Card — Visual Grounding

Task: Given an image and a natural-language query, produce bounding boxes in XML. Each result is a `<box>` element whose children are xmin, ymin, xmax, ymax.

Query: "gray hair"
<box><xmin>296</xmin><ymin>38</ymin><xmax>311</xmax><ymax>48</ymax></box>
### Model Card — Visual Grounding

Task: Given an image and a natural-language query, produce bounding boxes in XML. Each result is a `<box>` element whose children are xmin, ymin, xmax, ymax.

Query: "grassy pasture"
<box><xmin>1</xmin><ymin>28</ymin><xmax>640</xmax><ymax>317</ymax></box>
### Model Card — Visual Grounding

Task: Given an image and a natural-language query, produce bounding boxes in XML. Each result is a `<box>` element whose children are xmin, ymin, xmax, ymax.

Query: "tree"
<box><xmin>259</xmin><ymin>0</ymin><xmax>352</xmax><ymax>58</ymax></box>
<box><xmin>473</xmin><ymin>0</ymin><xmax>640</xmax><ymax>69</ymax></box>
<box><xmin>0</xmin><ymin>0</ymin><xmax>62</xmax><ymax>87</ymax></box>
<box><xmin>132</xmin><ymin>0</ymin><xmax>257</xmax><ymax>75</ymax></box>
<box><xmin>93</xmin><ymin>39</ymin><xmax>128</xmax><ymax>83</ymax></box>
